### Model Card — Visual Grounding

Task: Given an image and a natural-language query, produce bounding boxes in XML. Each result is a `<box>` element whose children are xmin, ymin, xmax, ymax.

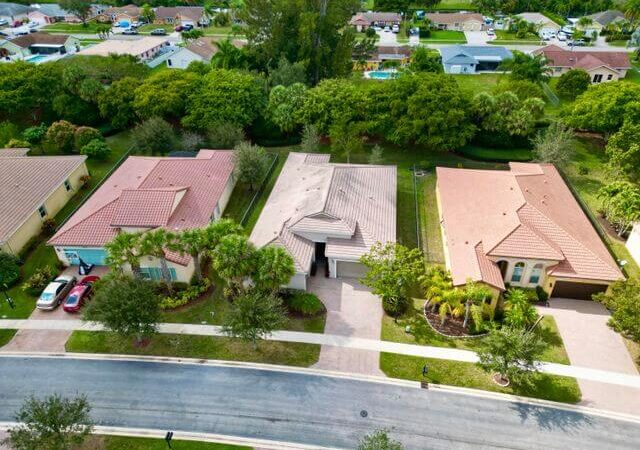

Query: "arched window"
<box><xmin>529</xmin><ymin>263</ymin><xmax>543</xmax><ymax>285</ymax></box>
<box><xmin>511</xmin><ymin>262</ymin><xmax>525</xmax><ymax>283</ymax></box>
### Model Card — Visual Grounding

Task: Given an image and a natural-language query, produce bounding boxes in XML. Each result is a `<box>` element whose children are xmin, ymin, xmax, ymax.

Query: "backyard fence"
<box><xmin>239</xmin><ymin>153</ymin><xmax>280</xmax><ymax>227</ymax></box>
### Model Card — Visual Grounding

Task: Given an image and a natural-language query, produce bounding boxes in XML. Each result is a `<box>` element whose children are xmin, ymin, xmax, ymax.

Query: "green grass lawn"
<box><xmin>380</xmin><ymin>353</ymin><xmax>581</xmax><ymax>403</ymax></box>
<box><xmin>492</xmin><ymin>30</ymin><xmax>541</xmax><ymax>44</ymax></box>
<box><xmin>0</xmin><ymin>329</ymin><xmax>16</xmax><ymax>347</ymax></box>
<box><xmin>382</xmin><ymin>299</ymin><xmax>570</xmax><ymax>364</ymax></box>
<box><xmin>451</xmin><ymin>73</ymin><xmax>503</xmax><ymax>95</ymax></box>
<box><xmin>202</xmin><ymin>25</ymin><xmax>243</xmax><ymax>37</ymax></box>
<box><xmin>138</xmin><ymin>23</ymin><xmax>174</xmax><ymax>34</ymax></box>
<box><xmin>563</xmin><ymin>138</ymin><xmax>640</xmax><ymax>277</ymax></box>
<box><xmin>608</xmin><ymin>40</ymin><xmax>629</xmax><ymax>47</ymax></box>
<box><xmin>623</xmin><ymin>65</ymin><xmax>640</xmax><ymax>84</ymax></box>
<box><xmin>43</xmin><ymin>21</ymin><xmax>105</xmax><ymax>33</ymax></box>
<box><xmin>419</xmin><ymin>174</ymin><xmax>445</xmax><ymax>263</ymax></box>
<box><xmin>66</xmin><ymin>331</ymin><xmax>321</xmax><ymax>367</ymax></box>
<box><xmin>421</xmin><ymin>30</ymin><xmax>466</xmax><ymax>43</ymax></box>
<box><xmin>80</xmin><ymin>435</ymin><xmax>247</xmax><ymax>450</ymax></box>
<box><xmin>430</xmin><ymin>0</ymin><xmax>477</xmax><ymax>10</ymax></box>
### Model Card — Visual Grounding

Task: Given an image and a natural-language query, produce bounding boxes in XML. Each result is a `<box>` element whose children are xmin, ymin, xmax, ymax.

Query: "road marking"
<box><xmin>3</xmin><ymin>352</ymin><xmax>640</xmax><ymax>424</ymax></box>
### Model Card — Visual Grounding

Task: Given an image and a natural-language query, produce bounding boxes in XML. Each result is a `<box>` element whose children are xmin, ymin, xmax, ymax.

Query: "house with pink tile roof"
<box><xmin>436</xmin><ymin>163</ymin><xmax>624</xmax><ymax>300</ymax></box>
<box><xmin>250</xmin><ymin>152</ymin><xmax>396</xmax><ymax>290</ymax></box>
<box><xmin>48</xmin><ymin>150</ymin><xmax>235</xmax><ymax>282</ymax></box>
<box><xmin>533</xmin><ymin>45</ymin><xmax>631</xmax><ymax>83</ymax></box>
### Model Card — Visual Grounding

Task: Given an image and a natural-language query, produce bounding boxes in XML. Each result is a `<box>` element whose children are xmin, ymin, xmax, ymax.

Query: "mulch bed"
<box><xmin>596</xmin><ymin>214</ymin><xmax>625</xmax><ymax>242</ymax></box>
<box><xmin>424</xmin><ymin>307</ymin><xmax>477</xmax><ymax>338</ymax></box>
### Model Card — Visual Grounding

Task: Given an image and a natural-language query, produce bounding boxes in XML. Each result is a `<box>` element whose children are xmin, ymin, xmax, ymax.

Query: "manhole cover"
<box><xmin>360</xmin><ymin>410</ymin><xmax>368</xmax><ymax>418</ymax></box>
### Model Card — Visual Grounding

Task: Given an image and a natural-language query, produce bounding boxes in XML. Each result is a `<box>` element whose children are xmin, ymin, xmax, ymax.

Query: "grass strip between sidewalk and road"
<box><xmin>75</xmin><ymin>435</ymin><xmax>247</xmax><ymax>450</ymax></box>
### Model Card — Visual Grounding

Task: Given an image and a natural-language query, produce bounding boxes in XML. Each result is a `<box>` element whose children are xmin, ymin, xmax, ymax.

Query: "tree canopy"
<box><xmin>594</xmin><ymin>278</ymin><xmax>640</xmax><ymax>341</ymax></box>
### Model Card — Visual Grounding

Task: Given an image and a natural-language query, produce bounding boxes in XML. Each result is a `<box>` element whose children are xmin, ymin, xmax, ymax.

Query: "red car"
<box><xmin>63</xmin><ymin>276</ymin><xmax>100</xmax><ymax>313</ymax></box>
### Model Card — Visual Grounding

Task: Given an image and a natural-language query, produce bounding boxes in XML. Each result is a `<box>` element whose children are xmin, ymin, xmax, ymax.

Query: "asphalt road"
<box><xmin>1</xmin><ymin>357</ymin><xmax>640</xmax><ymax>450</ymax></box>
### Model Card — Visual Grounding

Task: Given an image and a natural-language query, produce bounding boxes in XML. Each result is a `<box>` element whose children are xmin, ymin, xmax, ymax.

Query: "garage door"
<box><xmin>335</xmin><ymin>261</ymin><xmax>368</xmax><ymax>279</ymax></box>
<box><xmin>551</xmin><ymin>281</ymin><xmax>608</xmax><ymax>300</ymax></box>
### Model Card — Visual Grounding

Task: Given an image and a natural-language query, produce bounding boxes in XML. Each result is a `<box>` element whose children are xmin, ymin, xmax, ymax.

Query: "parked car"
<box><xmin>183</xmin><ymin>23</ymin><xmax>193</xmax><ymax>31</ymax></box>
<box><xmin>150</xmin><ymin>28</ymin><xmax>167</xmax><ymax>36</ymax></box>
<box><xmin>63</xmin><ymin>276</ymin><xmax>100</xmax><ymax>313</ymax></box>
<box><xmin>122</xmin><ymin>28</ymin><xmax>138</xmax><ymax>35</ymax></box>
<box><xmin>570</xmin><ymin>38</ymin><xmax>585</xmax><ymax>46</ymax></box>
<box><xmin>131</xmin><ymin>21</ymin><xmax>140</xmax><ymax>28</ymax></box>
<box><xmin>557</xmin><ymin>32</ymin><xmax>567</xmax><ymax>41</ymax></box>
<box><xmin>174</xmin><ymin>25</ymin><xmax>184</xmax><ymax>32</ymax></box>
<box><xmin>0</xmin><ymin>19</ymin><xmax>8</xmax><ymax>26</ymax></box>
<box><xmin>36</xmin><ymin>275</ymin><xmax>76</xmax><ymax>311</ymax></box>
<box><xmin>15</xmin><ymin>30</ymin><xmax>28</xmax><ymax>35</ymax></box>
<box><xmin>486</xmin><ymin>28</ymin><xmax>495</xmax><ymax>36</ymax></box>
<box><xmin>383</xmin><ymin>25</ymin><xmax>391</xmax><ymax>32</ymax></box>
<box><xmin>391</xmin><ymin>24</ymin><xmax>399</xmax><ymax>33</ymax></box>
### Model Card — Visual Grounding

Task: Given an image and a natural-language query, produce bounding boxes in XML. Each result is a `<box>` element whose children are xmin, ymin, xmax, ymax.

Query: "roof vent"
<box><xmin>465</xmin><ymin>241</ymin><xmax>469</xmax><ymax>245</ymax></box>
<box><xmin>502</xmin><ymin>212</ymin><xmax>506</xmax><ymax>216</ymax></box>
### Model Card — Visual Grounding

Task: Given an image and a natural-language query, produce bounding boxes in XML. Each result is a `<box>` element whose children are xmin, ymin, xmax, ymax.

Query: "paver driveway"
<box><xmin>308</xmin><ymin>276</ymin><xmax>384</xmax><ymax>376</ymax></box>
<box><xmin>540</xmin><ymin>298</ymin><xmax>640</xmax><ymax>415</ymax></box>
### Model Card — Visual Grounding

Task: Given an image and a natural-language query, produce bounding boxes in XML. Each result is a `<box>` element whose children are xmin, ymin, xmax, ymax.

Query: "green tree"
<box><xmin>408</xmin><ymin>47</ymin><xmax>443</xmax><ymax>73</ymax></box>
<box><xmin>233</xmin><ymin>141</ymin><xmax>270</xmax><ymax>190</ymax></box>
<box><xmin>206</xmin><ymin>122</ymin><xmax>246</xmax><ymax>148</ymax></box>
<box><xmin>74</xmin><ymin>126</ymin><xmax>102</xmax><ymax>151</ymax></box>
<box><xmin>83</xmin><ymin>275</ymin><xmax>161</xmax><ymax>344</ymax></box>
<box><xmin>369</xmin><ymin>144</ymin><xmax>384</xmax><ymax>164</ymax></box>
<box><xmin>5</xmin><ymin>394</ymin><xmax>93</xmax><ymax>450</ymax></box>
<box><xmin>80</xmin><ymin>139</ymin><xmax>111</xmax><ymax>160</ymax></box>
<box><xmin>173</xmin><ymin>228</ymin><xmax>208</xmax><ymax>282</ymax></box>
<box><xmin>131</xmin><ymin>117</ymin><xmax>179</xmax><ymax>155</ymax></box>
<box><xmin>477</xmin><ymin>326</ymin><xmax>545</xmax><ymax>386</ymax></box>
<box><xmin>134</xmin><ymin>70</ymin><xmax>201</xmax><ymax>121</ymax></box>
<box><xmin>606</xmin><ymin>121</ymin><xmax>640</xmax><ymax>182</ymax></box>
<box><xmin>531</xmin><ymin>121</ymin><xmax>575</xmax><ymax>167</ymax></box>
<box><xmin>211</xmin><ymin>39</ymin><xmax>247</xmax><ymax>69</ymax></box>
<box><xmin>0</xmin><ymin>63</ymin><xmax>62</xmax><ymax>122</ymax></box>
<box><xmin>357</xmin><ymin>428</ymin><xmax>404</xmax><ymax>450</ymax></box>
<box><xmin>45</xmin><ymin>120</ymin><xmax>76</xmax><ymax>153</ymax></box>
<box><xmin>183</xmin><ymin>69</ymin><xmax>267</xmax><ymax>130</ymax></box>
<box><xmin>352</xmin><ymin>38</ymin><xmax>378</xmax><ymax>66</ymax></box>
<box><xmin>555</xmin><ymin>69</ymin><xmax>591</xmax><ymax>100</ymax></box>
<box><xmin>562</xmin><ymin>81</ymin><xmax>640</xmax><ymax>135</ymax></box>
<box><xmin>141</xmin><ymin>3</ymin><xmax>155</xmax><ymax>23</ymax></box>
<box><xmin>503</xmin><ymin>289</ymin><xmax>539</xmax><ymax>329</ymax></box>
<box><xmin>138</xmin><ymin>229</ymin><xmax>176</xmax><ymax>285</ymax></box>
<box><xmin>597</xmin><ymin>181</ymin><xmax>640</xmax><ymax>236</ymax></box>
<box><xmin>201</xmin><ymin>218</ymin><xmax>243</xmax><ymax>251</ymax></box>
<box><xmin>499</xmin><ymin>51</ymin><xmax>550</xmax><ymax>83</ymax></box>
<box><xmin>360</xmin><ymin>242</ymin><xmax>424</xmax><ymax>318</ymax></box>
<box><xmin>0</xmin><ymin>251</ymin><xmax>20</xmax><ymax>288</ymax></box>
<box><xmin>59</xmin><ymin>0</ymin><xmax>92</xmax><ymax>25</ymax></box>
<box><xmin>626</xmin><ymin>0</ymin><xmax>640</xmax><ymax>26</ymax></box>
<box><xmin>182</xmin><ymin>29</ymin><xmax>205</xmax><ymax>42</ymax></box>
<box><xmin>594</xmin><ymin>278</ymin><xmax>640</xmax><ymax>341</ymax></box>
<box><xmin>268</xmin><ymin>56</ymin><xmax>307</xmax><ymax>87</ymax></box>
<box><xmin>300</xmin><ymin>123</ymin><xmax>321</xmax><ymax>153</ymax></box>
<box><xmin>222</xmin><ymin>288</ymin><xmax>288</xmax><ymax>349</ymax></box>
<box><xmin>212</xmin><ymin>234</ymin><xmax>256</xmax><ymax>297</ymax></box>
<box><xmin>267</xmin><ymin>83</ymin><xmax>307</xmax><ymax>133</ymax></box>
<box><xmin>22</xmin><ymin>124</ymin><xmax>48</xmax><ymax>147</ymax></box>
<box><xmin>253</xmin><ymin>245</ymin><xmax>295</xmax><ymax>293</ymax></box>
<box><xmin>105</xmin><ymin>232</ymin><xmax>142</xmax><ymax>278</ymax></box>
<box><xmin>493</xmin><ymin>79</ymin><xmax>544</xmax><ymax>100</ymax></box>
<box><xmin>98</xmin><ymin>77</ymin><xmax>141</xmax><ymax>130</ymax></box>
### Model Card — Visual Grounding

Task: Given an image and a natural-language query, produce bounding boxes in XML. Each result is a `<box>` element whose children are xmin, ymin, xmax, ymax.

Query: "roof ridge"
<box><xmin>49</xmin><ymin>198</ymin><xmax>119</xmax><ymax>244</ymax></box>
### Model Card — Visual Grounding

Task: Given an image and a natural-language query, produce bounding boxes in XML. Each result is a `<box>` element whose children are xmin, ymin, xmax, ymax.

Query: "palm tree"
<box><xmin>211</xmin><ymin>39</ymin><xmax>246</xmax><ymax>69</ymax></box>
<box><xmin>577</xmin><ymin>16</ymin><xmax>593</xmax><ymax>30</ymax></box>
<box><xmin>212</xmin><ymin>234</ymin><xmax>256</xmax><ymax>297</ymax></box>
<box><xmin>253</xmin><ymin>246</ymin><xmax>295</xmax><ymax>293</ymax></box>
<box><xmin>138</xmin><ymin>229</ymin><xmax>176</xmax><ymax>286</ymax></box>
<box><xmin>105</xmin><ymin>232</ymin><xmax>142</xmax><ymax>278</ymax></box>
<box><xmin>438</xmin><ymin>289</ymin><xmax>464</xmax><ymax>326</ymax></box>
<box><xmin>201</xmin><ymin>219</ymin><xmax>243</xmax><ymax>254</ymax></box>
<box><xmin>504</xmin><ymin>289</ymin><xmax>539</xmax><ymax>329</ymax></box>
<box><xmin>172</xmin><ymin>229</ymin><xmax>207</xmax><ymax>283</ymax></box>
<box><xmin>421</xmin><ymin>266</ymin><xmax>453</xmax><ymax>313</ymax></box>
<box><xmin>462</xmin><ymin>281</ymin><xmax>493</xmax><ymax>329</ymax></box>
<box><xmin>625</xmin><ymin>0</ymin><xmax>640</xmax><ymax>27</ymax></box>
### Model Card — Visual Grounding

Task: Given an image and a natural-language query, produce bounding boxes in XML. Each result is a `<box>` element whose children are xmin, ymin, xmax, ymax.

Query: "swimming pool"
<box><xmin>25</xmin><ymin>54</ymin><xmax>48</xmax><ymax>63</ymax></box>
<box><xmin>365</xmin><ymin>70</ymin><xmax>399</xmax><ymax>80</ymax></box>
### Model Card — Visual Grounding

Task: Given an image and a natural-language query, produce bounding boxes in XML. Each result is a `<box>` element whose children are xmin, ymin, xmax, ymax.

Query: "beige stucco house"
<box><xmin>425</xmin><ymin>12</ymin><xmax>484</xmax><ymax>31</ymax></box>
<box><xmin>250</xmin><ymin>152</ymin><xmax>396</xmax><ymax>290</ymax></box>
<box><xmin>0</xmin><ymin>150</ymin><xmax>87</xmax><ymax>255</ymax></box>
<box><xmin>534</xmin><ymin>45</ymin><xmax>631</xmax><ymax>82</ymax></box>
<box><xmin>436</xmin><ymin>163</ymin><xmax>624</xmax><ymax>301</ymax></box>
<box><xmin>48</xmin><ymin>150</ymin><xmax>236</xmax><ymax>282</ymax></box>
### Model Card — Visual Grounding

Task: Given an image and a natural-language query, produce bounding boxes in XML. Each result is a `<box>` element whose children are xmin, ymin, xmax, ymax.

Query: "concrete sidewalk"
<box><xmin>3</xmin><ymin>318</ymin><xmax>640</xmax><ymax>391</ymax></box>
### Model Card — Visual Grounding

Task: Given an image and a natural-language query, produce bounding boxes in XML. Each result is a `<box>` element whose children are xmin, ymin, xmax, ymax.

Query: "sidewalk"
<box><xmin>2</xmin><ymin>318</ymin><xmax>640</xmax><ymax>390</ymax></box>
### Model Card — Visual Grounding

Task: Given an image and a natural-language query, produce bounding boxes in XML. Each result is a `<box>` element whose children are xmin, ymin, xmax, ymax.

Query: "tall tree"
<box><xmin>211</xmin><ymin>39</ymin><xmax>247</xmax><ymax>69</ymax></box>
<box><xmin>138</xmin><ymin>229</ymin><xmax>176</xmax><ymax>285</ymax></box>
<box><xmin>555</xmin><ymin>69</ymin><xmax>591</xmax><ymax>100</ymax></box>
<box><xmin>201</xmin><ymin>218</ymin><xmax>243</xmax><ymax>252</ymax></box>
<box><xmin>267</xmin><ymin>82</ymin><xmax>307</xmax><ymax>133</ymax></box>
<box><xmin>134</xmin><ymin>70</ymin><xmax>201</xmax><ymax>121</ymax></box>
<box><xmin>141</xmin><ymin>3</ymin><xmax>155</xmax><ymax>23</ymax></box>
<box><xmin>233</xmin><ymin>141</ymin><xmax>270</xmax><ymax>191</ymax></box>
<box><xmin>499</xmin><ymin>51</ymin><xmax>550</xmax><ymax>83</ymax></box>
<box><xmin>83</xmin><ymin>275</ymin><xmax>161</xmax><ymax>344</ymax></box>
<box><xmin>212</xmin><ymin>234</ymin><xmax>257</xmax><ymax>296</ymax></box>
<box><xmin>594</xmin><ymin>278</ymin><xmax>640</xmax><ymax>341</ymax></box>
<box><xmin>605</xmin><ymin>121</ymin><xmax>640</xmax><ymax>182</ymax></box>
<box><xmin>531</xmin><ymin>121</ymin><xmax>575</xmax><ymax>167</ymax></box>
<box><xmin>222</xmin><ymin>288</ymin><xmax>288</xmax><ymax>349</ymax></box>
<box><xmin>131</xmin><ymin>117</ymin><xmax>179</xmax><ymax>155</ymax></box>
<box><xmin>5</xmin><ymin>394</ymin><xmax>93</xmax><ymax>450</ymax></box>
<box><xmin>60</xmin><ymin>0</ymin><xmax>92</xmax><ymax>25</ymax></box>
<box><xmin>105</xmin><ymin>232</ymin><xmax>143</xmax><ymax>278</ymax></box>
<box><xmin>98</xmin><ymin>77</ymin><xmax>141</xmax><ymax>130</ymax></box>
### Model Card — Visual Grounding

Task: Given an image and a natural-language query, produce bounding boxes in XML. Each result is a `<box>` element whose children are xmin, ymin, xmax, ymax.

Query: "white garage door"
<box><xmin>336</xmin><ymin>261</ymin><xmax>368</xmax><ymax>279</ymax></box>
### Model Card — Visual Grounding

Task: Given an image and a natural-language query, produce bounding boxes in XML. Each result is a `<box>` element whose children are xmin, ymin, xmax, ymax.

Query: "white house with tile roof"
<box><xmin>250</xmin><ymin>152</ymin><xmax>397</xmax><ymax>290</ymax></box>
<box><xmin>0</xmin><ymin>151</ymin><xmax>87</xmax><ymax>255</ymax></box>
<box><xmin>48</xmin><ymin>150</ymin><xmax>235</xmax><ymax>282</ymax></box>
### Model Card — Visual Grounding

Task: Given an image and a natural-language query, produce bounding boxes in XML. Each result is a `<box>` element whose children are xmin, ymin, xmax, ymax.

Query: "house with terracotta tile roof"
<box><xmin>48</xmin><ymin>150</ymin><xmax>236</xmax><ymax>282</ymax></box>
<box><xmin>349</xmin><ymin>12</ymin><xmax>401</xmax><ymax>31</ymax></box>
<box><xmin>436</xmin><ymin>163</ymin><xmax>624</xmax><ymax>300</ymax></box>
<box><xmin>0</xmin><ymin>151</ymin><xmax>87</xmax><ymax>255</ymax></box>
<box><xmin>154</xmin><ymin>6</ymin><xmax>209</xmax><ymax>27</ymax></box>
<box><xmin>250</xmin><ymin>152</ymin><xmax>396</xmax><ymax>290</ymax></box>
<box><xmin>534</xmin><ymin>45</ymin><xmax>631</xmax><ymax>82</ymax></box>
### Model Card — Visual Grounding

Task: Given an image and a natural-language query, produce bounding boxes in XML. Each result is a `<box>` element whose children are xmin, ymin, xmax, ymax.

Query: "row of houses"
<box><xmin>2</xmin><ymin>145</ymin><xmax>626</xmax><ymax>301</ymax></box>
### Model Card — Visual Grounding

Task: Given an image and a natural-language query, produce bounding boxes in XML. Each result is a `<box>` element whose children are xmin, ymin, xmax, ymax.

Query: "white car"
<box><xmin>557</xmin><ymin>32</ymin><xmax>567</xmax><ymax>41</ymax></box>
<box><xmin>36</xmin><ymin>275</ymin><xmax>76</xmax><ymax>311</ymax></box>
<box><xmin>391</xmin><ymin>24</ymin><xmax>399</xmax><ymax>33</ymax></box>
<box><xmin>487</xmin><ymin>28</ymin><xmax>495</xmax><ymax>36</ymax></box>
<box><xmin>383</xmin><ymin>26</ymin><xmax>391</xmax><ymax>32</ymax></box>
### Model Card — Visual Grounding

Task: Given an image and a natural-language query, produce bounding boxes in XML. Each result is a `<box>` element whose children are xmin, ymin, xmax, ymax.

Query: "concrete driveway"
<box><xmin>464</xmin><ymin>31</ymin><xmax>492</xmax><ymax>45</ymax></box>
<box><xmin>309</xmin><ymin>276</ymin><xmax>384</xmax><ymax>376</ymax></box>
<box><xmin>377</xmin><ymin>29</ymin><xmax>398</xmax><ymax>46</ymax></box>
<box><xmin>540</xmin><ymin>298</ymin><xmax>640</xmax><ymax>415</ymax></box>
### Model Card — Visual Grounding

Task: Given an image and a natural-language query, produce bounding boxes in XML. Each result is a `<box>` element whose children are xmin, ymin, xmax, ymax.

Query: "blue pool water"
<box><xmin>367</xmin><ymin>71</ymin><xmax>399</xmax><ymax>80</ymax></box>
<box><xmin>25</xmin><ymin>54</ymin><xmax>47</xmax><ymax>63</ymax></box>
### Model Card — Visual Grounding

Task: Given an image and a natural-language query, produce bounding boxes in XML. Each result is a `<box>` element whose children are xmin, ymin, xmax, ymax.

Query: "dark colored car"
<box><xmin>174</xmin><ymin>25</ymin><xmax>184</xmax><ymax>32</ymax></box>
<box><xmin>63</xmin><ymin>276</ymin><xmax>100</xmax><ymax>313</ymax></box>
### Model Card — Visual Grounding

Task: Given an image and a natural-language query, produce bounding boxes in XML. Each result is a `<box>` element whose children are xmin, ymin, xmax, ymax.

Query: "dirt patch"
<box><xmin>596</xmin><ymin>214</ymin><xmax>625</xmax><ymax>242</ymax></box>
<box><xmin>424</xmin><ymin>308</ymin><xmax>481</xmax><ymax>338</ymax></box>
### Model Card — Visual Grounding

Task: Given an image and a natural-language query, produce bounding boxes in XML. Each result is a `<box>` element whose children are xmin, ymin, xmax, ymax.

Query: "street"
<box><xmin>1</xmin><ymin>356</ymin><xmax>640</xmax><ymax>449</ymax></box>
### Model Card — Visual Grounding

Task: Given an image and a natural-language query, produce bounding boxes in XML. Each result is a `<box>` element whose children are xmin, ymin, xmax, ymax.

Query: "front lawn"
<box><xmin>201</xmin><ymin>25</ymin><xmax>243</xmax><ymax>37</ymax></box>
<box><xmin>79</xmin><ymin>435</ymin><xmax>247</xmax><ymax>450</ymax></box>
<box><xmin>0</xmin><ymin>329</ymin><xmax>16</xmax><ymax>347</ymax></box>
<box><xmin>432</xmin><ymin>0</ymin><xmax>477</xmax><ymax>9</ymax></box>
<box><xmin>380</xmin><ymin>353</ymin><xmax>581</xmax><ymax>403</ymax></box>
<box><xmin>66</xmin><ymin>331</ymin><xmax>321</xmax><ymax>367</ymax></box>
<box><xmin>138</xmin><ymin>24</ymin><xmax>174</xmax><ymax>34</ymax></box>
<box><xmin>43</xmin><ymin>21</ymin><xmax>105</xmax><ymax>33</ymax></box>
<box><xmin>493</xmin><ymin>30</ymin><xmax>540</xmax><ymax>44</ymax></box>
<box><xmin>421</xmin><ymin>30</ymin><xmax>466</xmax><ymax>43</ymax></box>
<box><xmin>381</xmin><ymin>298</ymin><xmax>571</xmax><ymax>365</ymax></box>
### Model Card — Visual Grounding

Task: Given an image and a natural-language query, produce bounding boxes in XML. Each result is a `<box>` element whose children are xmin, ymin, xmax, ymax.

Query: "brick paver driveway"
<box><xmin>540</xmin><ymin>298</ymin><xmax>640</xmax><ymax>415</ymax></box>
<box><xmin>309</xmin><ymin>276</ymin><xmax>384</xmax><ymax>376</ymax></box>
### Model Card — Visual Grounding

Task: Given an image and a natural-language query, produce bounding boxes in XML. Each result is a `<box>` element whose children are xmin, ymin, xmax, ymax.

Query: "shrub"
<box><xmin>0</xmin><ymin>121</ymin><xmax>20</xmax><ymax>147</ymax></box>
<box><xmin>0</xmin><ymin>251</ymin><xmax>21</xmax><ymax>288</ymax></box>
<box><xmin>22</xmin><ymin>265</ymin><xmax>56</xmax><ymax>295</ymax></box>
<box><xmin>79</xmin><ymin>174</ymin><xmax>91</xmax><ymax>188</ymax></box>
<box><xmin>536</xmin><ymin>285</ymin><xmax>549</xmax><ymax>303</ymax></box>
<box><xmin>578</xmin><ymin>164</ymin><xmax>590</xmax><ymax>175</ymax></box>
<box><xmin>555</xmin><ymin>69</ymin><xmax>591</xmax><ymax>101</ymax></box>
<box><xmin>181</xmin><ymin>131</ymin><xmax>205</xmax><ymax>152</ymax></box>
<box><xmin>283</xmin><ymin>290</ymin><xmax>325</xmax><ymax>316</ymax></box>
<box><xmin>74</xmin><ymin>126</ymin><xmax>103</xmax><ymax>151</ymax></box>
<box><xmin>46</xmin><ymin>120</ymin><xmax>77</xmax><ymax>153</ymax></box>
<box><xmin>132</xmin><ymin>117</ymin><xmax>179</xmax><ymax>155</ymax></box>
<box><xmin>22</xmin><ymin>124</ymin><xmax>48</xmax><ymax>146</ymax></box>
<box><xmin>382</xmin><ymin>296</ymin><xmax>411</xmax><ymax>317</ymax></box>
<box><xmin>160</xmin><ymin>278</ymin><xmax>211</xmax><ymax>310</ymax></box>
<box><xmin>493</xmin><ymin>79</ymin><xmax>544</xmax><ymax>100</ymax></box>
<box><xmin>80</xmin><ymin>139</ymin><xmax>111</xmax><ymax>160</ymax></box>
<box><xmin>365</xmin><ymin>27</ymin><xmax>376</xmax><ymax>38</ymax></box>
<box><xmin>206</xmin><ymin>122</ymin><xmax>245</xmax><ymax>149</ymax></box>
<box><xmin>6</xmin><ymin>138</ymin><xmax>30</xmax><ymax>148</ymax></box>
<box><xmin>41</xmin><ymin>218</ymin><xmax>57</xmax><ymax>235</ymax></box>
